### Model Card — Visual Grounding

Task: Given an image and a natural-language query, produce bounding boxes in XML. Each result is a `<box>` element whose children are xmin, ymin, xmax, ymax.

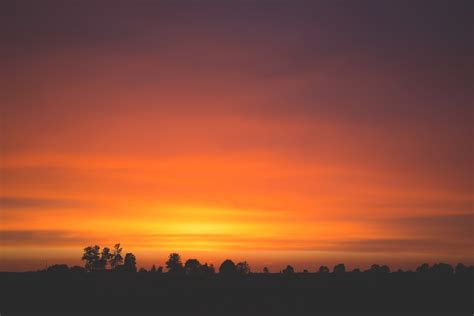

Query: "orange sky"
<box><xmin>1</xmin><ymin>1</ymin><xmax>473</xmax><ymax>271</ymax></box>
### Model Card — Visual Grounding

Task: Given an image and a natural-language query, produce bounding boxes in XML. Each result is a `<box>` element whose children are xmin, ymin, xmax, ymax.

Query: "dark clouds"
<box><xmin>0</xmin><ymin>229</ymin><xmax>84</xmax><ymax>245</ymax></box>
<box><xmin>0</xmin><ymin>196</ymin><xmax>87</xmax><ymax>209</ymax></box>
<box><xmin>3</xmin><ymin>0</ymin><xmax>472</xmax><ymax>127</ymax></box>
<box><xmin>386</xmin><ymin>213</ymin><xmax>474</xmax><ymax>241</ymax></box>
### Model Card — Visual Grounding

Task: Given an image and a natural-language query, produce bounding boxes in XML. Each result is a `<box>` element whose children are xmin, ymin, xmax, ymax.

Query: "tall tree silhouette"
<box><xmin>97</xmin><ymin>247</ymin><xmax>112</xmax><ymax>270</ymax></box>
<box><xmin>123</xmin><ymin>253</ymin><xmax>137</xmax><ymax>272</ymax></box>
<box><xmin>81</xmin><ymin>245</ymin><xmax>100</xmax><ymax>271</ymax></box>
<box><xmin>109</xmin><ymin>243</ymin><xmax>123</xmax><ymax>269</ymax></box>
<box><xmin>166</xmin><ymin>253</ymin><xmax>183</xmax><ymax>274</ymax></box>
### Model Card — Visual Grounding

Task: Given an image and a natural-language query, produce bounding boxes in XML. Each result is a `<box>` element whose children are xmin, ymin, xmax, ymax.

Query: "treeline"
<box><xmin>41</xmin><ymin>244</ymin><xmax>473</xmax><ymax>277</ymax></box>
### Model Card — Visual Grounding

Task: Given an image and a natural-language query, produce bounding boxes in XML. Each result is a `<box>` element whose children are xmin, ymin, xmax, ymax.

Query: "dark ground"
<box><xmin>1</xmin><ymin>271</ymin><xmax>472</xmax><ymax>316</ymax></box>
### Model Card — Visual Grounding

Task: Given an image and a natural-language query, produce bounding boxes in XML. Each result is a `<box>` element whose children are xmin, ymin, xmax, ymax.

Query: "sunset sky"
<box><xmin>1</xmin><ymin>1</ymin><xmax>472</xmax><ymax>272</ymax></box>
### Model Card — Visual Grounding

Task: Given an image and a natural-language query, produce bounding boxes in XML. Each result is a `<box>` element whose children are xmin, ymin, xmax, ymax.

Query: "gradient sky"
<box><xmin>1</xmin><ymin>0</ymin><xmax>473</xmax><ymax>272</ymax></box>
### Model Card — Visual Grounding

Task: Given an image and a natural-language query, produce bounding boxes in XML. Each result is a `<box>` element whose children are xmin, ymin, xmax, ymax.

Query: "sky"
<box><xmin>0</xmin><ymin>0</ymin><xmax>473</xmax><ymax>272</ymax></box>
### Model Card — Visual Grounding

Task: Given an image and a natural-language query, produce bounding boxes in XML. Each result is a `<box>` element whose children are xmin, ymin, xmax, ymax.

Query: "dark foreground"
<box><xmin>1</xmin><ymin>271</ymin><xmax>472</xmax><ymax>316</ymax></box>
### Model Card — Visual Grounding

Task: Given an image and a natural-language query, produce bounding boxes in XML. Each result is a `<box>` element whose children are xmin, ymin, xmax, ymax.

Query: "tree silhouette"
<box><xmin>431</xmin><ymin>263</ymin><xmax>453</xmax><ymax>276</ymax></box>
<box><xmin>282</xmin><ymin>265</ymin><xmax>294</xmax><ymax>274</ymax></box>
<box><xmin>368</xmin><ymin>264</ymin><xmax>381</xmax><ymax>272</ymax></box>
<box><xmin>367</xmin><ymin>264</ymin><xmax>390</xmax><ymax>274</ymax></box>
<box><xmin>333</xmin><ymin>263</ymin><xmax>345</xmax><ymax>274</ymax></box>
<box><xmin>184</xmin><ymin>259</ymin><xmax>202</xmax><ymax>275</ymax></box>
<box><xmin>123</xmin><ymin>253</ymin><xmax>137</xmax><ymax>272</ymax></box>
<box><xmin>81</xmin><ymin>244</ymin><xmax>126</xmax><ymax>271</ymax></box>
<box><xmin>97</xmin><ymin>247</ymin><xmax>112</xmax><ymax>270</ymax></box>
<box><xmin>219</xmin><ymin>259</ymin><xmax>237</xmax><ymax>275</ymax></box>
<box><xmin>6</xmin><ymin>248</ymin><xmax>474</xmax><ymax>315</ymax></box>
<box><xmin>201</xmin><ymin>263</ymin><xmax>215</xmax><ymax>275</ymax></box>
<box><xmin>166</xmin><ymin>253</ymin><xmax>183</xmax><ymax>274</ymax></box>
<box><xmin>236</xmin><ymin>261</ymin><xmax>250</xmax><ymax>275</ymax></box>
<box><xmin>109</xmin><ymin>243</ymin><xmax>123</xmax><ymax>269</ymax></box>
<box><xmin>455</xmin><ymin>263</ymin><xmax>468</xmax><ymax>275</ymax></box>
<box><xmin>82</xmin><ymin>245</ymin><xmax>100</xmax><ymax>271</ymax></box>
<box><xmin>70</xmin><ymin>265</ymin><xmax>86</xmax><ymax>274</ymax></box>
<box><xmin>46</xmin><ymin>264</ymin><xmax>69</xmax><ymax>273</ymax></box>
<box><xmin>416</xmin><ymin>263</ymin><xmax>430</xmax><ymax>273</ymax></box>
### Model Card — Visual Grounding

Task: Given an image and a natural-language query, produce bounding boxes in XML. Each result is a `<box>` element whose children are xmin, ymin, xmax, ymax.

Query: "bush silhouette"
<box><xmin>416</xmin><ymin>263</ymin><xmax>430</xmax><ymax>273</ymax></box>
<box><xmin>201</xmin><ymin>263</ymin><xmax>215</xmax><ymax>275</ymax></box>
<box><xmin>367</xmin><ymin>264</ymin><xmax>390</xmax><ymax>273</ymax></box>
<box><xmin>455</xmin><ymin>263</ymin><xmax>468</xmax><ymax>275</ymax></box>
<box><xmin>46</xmin><ymin>264</ymin><xmax>69</xmax><ymax>273</ymax></box>
<box><xmin>70</xmin><ymin>265</ymin><xmax>86</xmax><ymax>274</ymax></box>
<box><xmin>184</xmin><ymin>259</ymin><xmax>202</xmax><ymax>275</ymax></box>
<box><xmin>333</xmin><ymin>263</ymin><xmax>345</xmax><ymax>274</ymax></box>
<box><xmin>282</xmin><ymin>265</ymin><xmax>294</xmax><ymax>274</ymax></box>
<box><xmin>236</xmin><ymin>261</ymin><xmax>250</xmax><ymax>275</ymax></box>
<box><xmin>431</xmin><ymin>263</ymin><xmax>453</xmax><ymax>276</ymax></box>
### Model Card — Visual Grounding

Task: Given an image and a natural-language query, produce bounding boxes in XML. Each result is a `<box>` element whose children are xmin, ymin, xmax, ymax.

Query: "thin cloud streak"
<box><xmin>0</xmin><ymin>196</ymin><xmax>88</xmax><ymax>210</ymax></box>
